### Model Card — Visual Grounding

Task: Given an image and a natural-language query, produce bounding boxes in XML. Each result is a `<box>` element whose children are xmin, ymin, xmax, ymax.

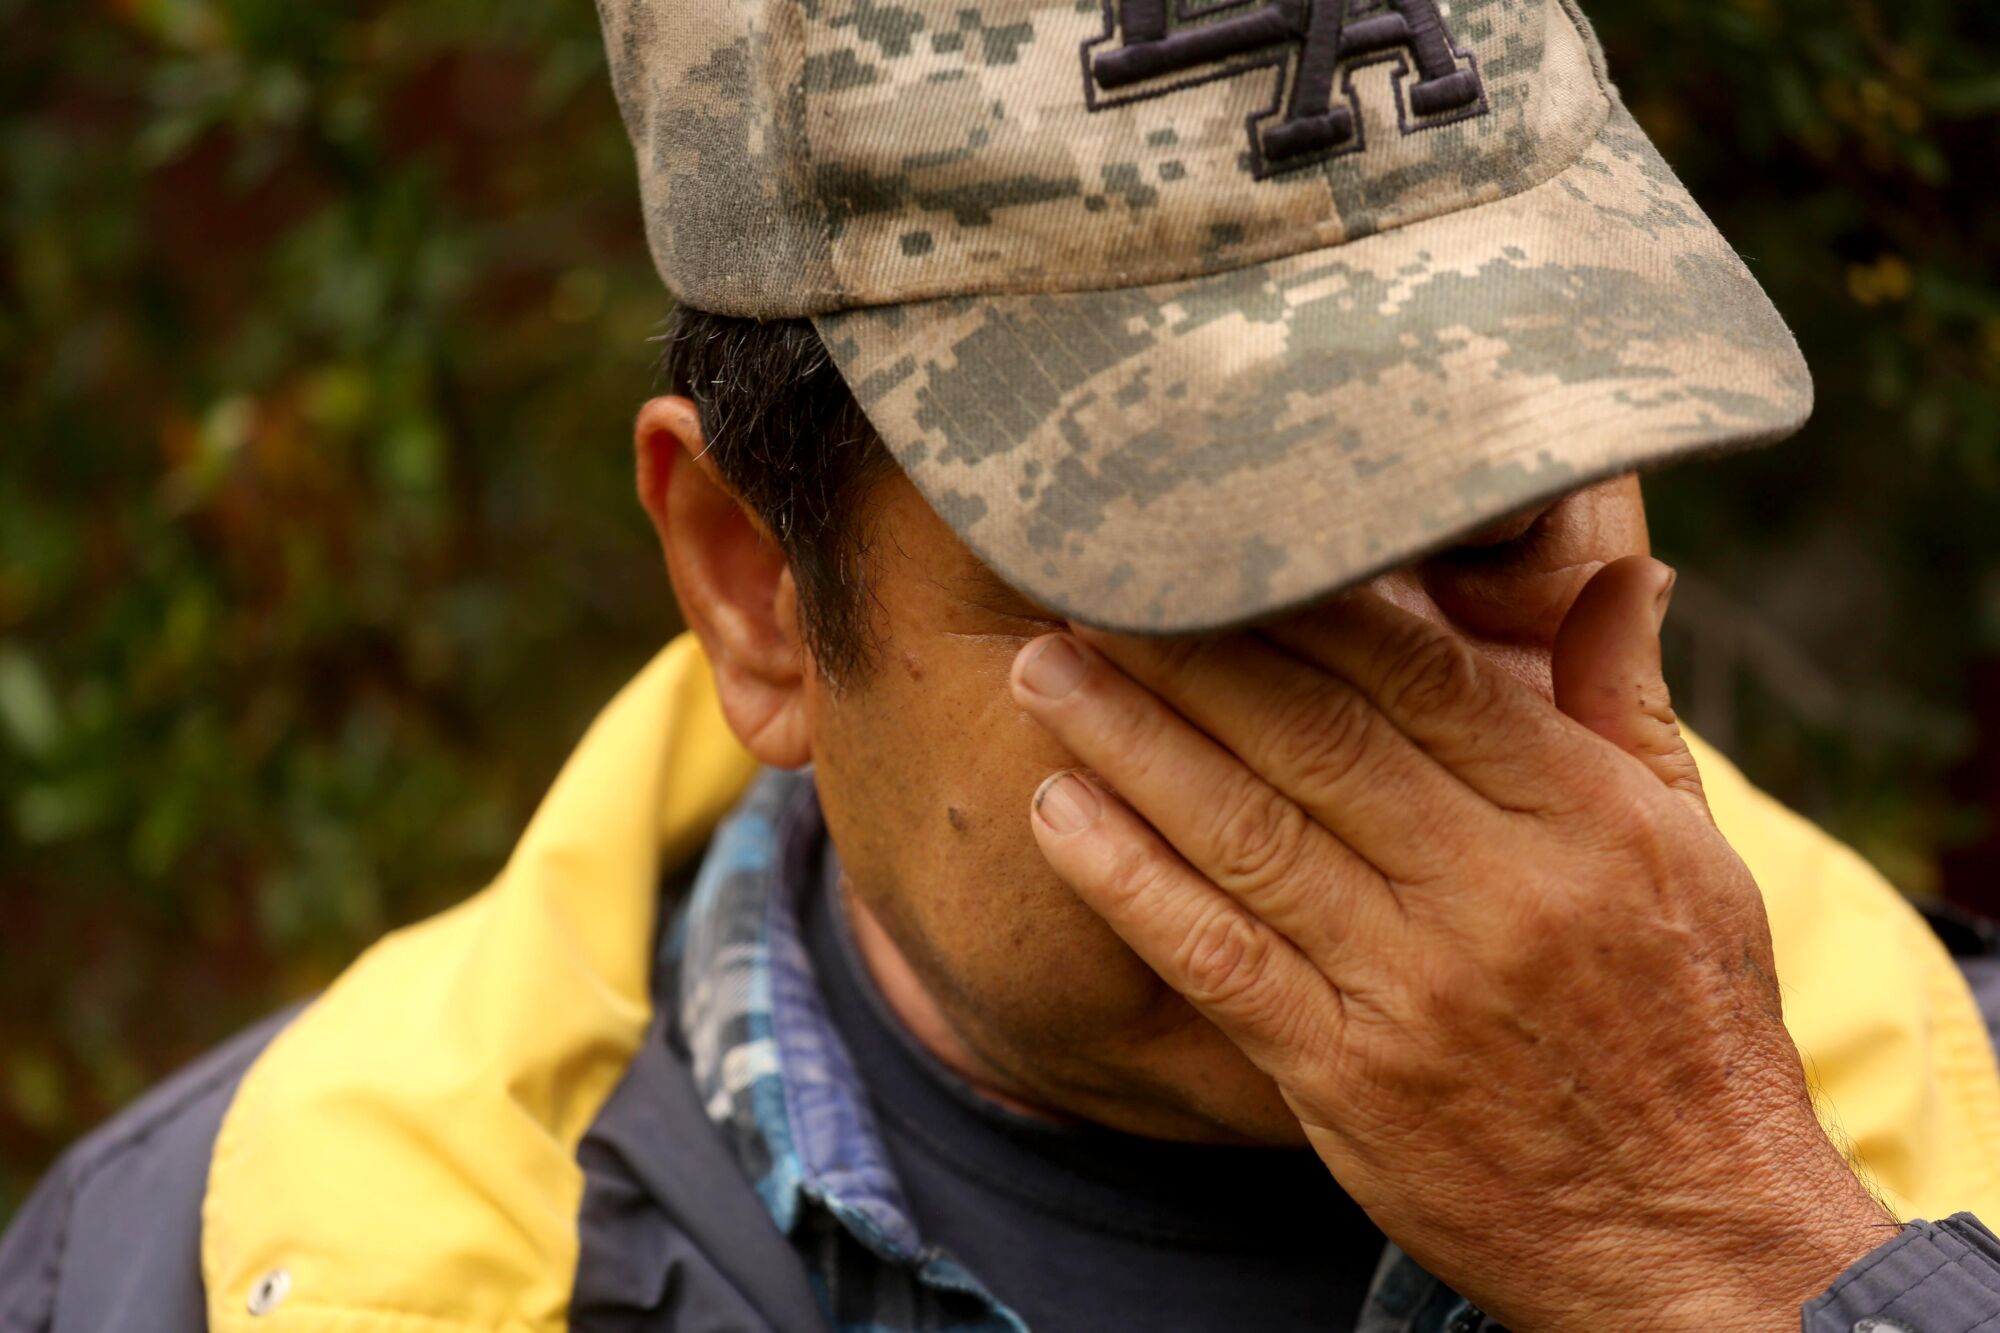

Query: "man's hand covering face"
<box><xmin>1010</xmin><ymin>554</ymin><xmax>1899</xmax><ymax>1332</ymax></box>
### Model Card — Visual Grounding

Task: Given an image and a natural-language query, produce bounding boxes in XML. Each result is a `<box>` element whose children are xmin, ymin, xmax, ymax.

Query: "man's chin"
<box><xmin>1070</xmin><ymin>1057</ymin><xmax>1316</xmax><ymax>1148</ymax></box>
<box><xmin>1178</xmin><ymin>1091</ymin><xmax>1317</xmax><ymax>1149</ymax></box>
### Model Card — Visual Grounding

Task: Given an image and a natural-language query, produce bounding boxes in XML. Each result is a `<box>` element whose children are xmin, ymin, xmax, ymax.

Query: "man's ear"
<box><xmin>636</xmin><ymin>395</ymin><xmax>812</xmax><ymax>769</ymax></box>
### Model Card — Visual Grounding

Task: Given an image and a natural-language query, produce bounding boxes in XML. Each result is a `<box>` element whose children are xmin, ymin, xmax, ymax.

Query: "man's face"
<box><xmin>803</xmin><ymin>469</ymin><xmax>1651</xmax><ymax>1145</ymax></box>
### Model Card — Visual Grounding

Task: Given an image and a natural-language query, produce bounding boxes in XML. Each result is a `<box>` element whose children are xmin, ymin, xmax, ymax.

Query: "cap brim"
<box><xmin>813</xmin><ymin>98</ymin><xmax>1810</xmax><ymax>635</ymax></box>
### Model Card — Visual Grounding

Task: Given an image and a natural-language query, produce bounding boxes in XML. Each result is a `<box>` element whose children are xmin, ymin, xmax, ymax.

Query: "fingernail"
<box><xmin>1018</xmin><ymin>635</ymin><xmax>1088</xmax><ymax>700</ymax></box>
<box><xmin>1034</xmin><ymin>771</ymin><xmax>1100</xmax><ymax>835</ymax></box>
<box><xmin>1654</xmin><ymin>566</ymin><xmax>1678</xmax><ymax>631</ymax></box>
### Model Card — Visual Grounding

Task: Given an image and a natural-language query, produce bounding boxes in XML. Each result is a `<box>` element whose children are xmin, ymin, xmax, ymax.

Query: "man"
<box><xmin>5</xmin><ymin>0</ymin><xmax>2000</xmax><ymax>1329</ymax></box>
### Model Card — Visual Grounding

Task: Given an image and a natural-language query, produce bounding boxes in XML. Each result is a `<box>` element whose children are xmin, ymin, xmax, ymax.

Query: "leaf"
<box><xmin>0</xmin><ymin>646</ymin><xmax>61</xmax><ymax>758</ymax></box>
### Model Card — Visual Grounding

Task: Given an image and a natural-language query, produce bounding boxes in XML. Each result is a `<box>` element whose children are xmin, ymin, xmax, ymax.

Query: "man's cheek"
<box><xmin>915</xmin><ymin>789</ymin><xmax>1175</xmax><ymax>1030</ymax></box>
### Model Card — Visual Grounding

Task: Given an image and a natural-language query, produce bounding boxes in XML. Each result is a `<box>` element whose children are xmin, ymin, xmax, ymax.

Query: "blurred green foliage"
<box><xmin>1601</xmin><ymin>0</ymin><xmax>2000</xmax><ymax>896</ymax></box>
<box><xmin>1</xmin><ymin>0</ymin><xmax>1995</xmax><ymax>1221</ymax></box>
<box><xmin>0</xmin><ymin>0</ymin><xmax>675</xmax><ymax>1213</ymax></box>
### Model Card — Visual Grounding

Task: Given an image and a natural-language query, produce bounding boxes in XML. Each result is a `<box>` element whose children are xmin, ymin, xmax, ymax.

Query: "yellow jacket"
<box><xmin>6</xmin><ymin>635</ymin><xmax>1998</xmax><ymax>1331</ymax></box>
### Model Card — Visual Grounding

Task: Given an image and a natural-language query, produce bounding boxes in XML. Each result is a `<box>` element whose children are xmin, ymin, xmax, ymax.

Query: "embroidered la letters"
<box><xmin>1083</xmin><ymin>0</ymin><xmax>1488</xmax><ymax>177</ymax></box>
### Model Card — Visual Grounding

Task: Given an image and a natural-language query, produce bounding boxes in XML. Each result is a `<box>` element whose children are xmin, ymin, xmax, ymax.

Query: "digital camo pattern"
<box><xmin>595</xmin><ymin>0</ymin><xmax>832</xmax><ymax>318</ymax></box>
<box><xmin>594</xmin><ymin>0</ymin><xmax>1811</xmax><ymax>634</ymax></box>
<box><xmin>815</xmin><ymin>97</ymin><xmax>1813</xmax><ymax>633</ymax></box>
<box><xmin>595</xmin><ymin>0</ymin><xmax>1608</xmax><ymax>314</ymax></box>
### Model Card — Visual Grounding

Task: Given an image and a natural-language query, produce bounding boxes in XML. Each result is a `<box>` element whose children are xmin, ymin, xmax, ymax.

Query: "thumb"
<box><xmin>1552</xmin><ymin>555</ymin><xmax>1709</xmax><ymax>815</ymax></box>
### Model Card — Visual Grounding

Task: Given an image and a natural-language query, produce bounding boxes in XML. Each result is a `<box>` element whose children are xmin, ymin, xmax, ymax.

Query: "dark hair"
<box><xmin>656</xmin><ymin>305</ymin><xmax>895</xmax><ymax>684</ymax></box>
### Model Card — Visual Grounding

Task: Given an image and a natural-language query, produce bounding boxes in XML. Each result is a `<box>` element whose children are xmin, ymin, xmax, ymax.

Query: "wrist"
<box><xmin>1615</xmin><ymin>1181</ymin><xmax>1900</xmax><ymax>1332</ymax></box>
<box><xmin>1504</xmin><ymin>1158</ymin><xmax>1900</xmax><ymax>1333</ymax></box>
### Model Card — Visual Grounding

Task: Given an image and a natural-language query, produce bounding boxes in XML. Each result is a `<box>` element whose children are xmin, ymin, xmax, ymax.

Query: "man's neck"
<box><xmin>837</xmin><ymin>874</ymin><xmax>1064</xmax><ymax>1122</ymax></box>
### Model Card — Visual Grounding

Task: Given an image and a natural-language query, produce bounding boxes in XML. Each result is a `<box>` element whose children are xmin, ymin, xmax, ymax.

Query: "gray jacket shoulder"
<box><xmin>0</xmin><ymin>992</ymin><xmax>819</xmax><ymax>1333</ymax></box>
<box><xmin>0</xmin><ymin>1007</ymin><xmax>300</xmax><ymax>1333</ymax></box>
<box><xmin>572</xmin><ymin>1005</ymin><xmax>828</xmax><ymax>1333</ymax></box>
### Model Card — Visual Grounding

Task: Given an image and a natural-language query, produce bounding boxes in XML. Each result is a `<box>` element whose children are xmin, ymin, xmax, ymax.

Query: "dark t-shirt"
<box><xmin>803</xmin><ymin>848</ymin><xmax>1387</xmax><ymax>1333</ymax></box>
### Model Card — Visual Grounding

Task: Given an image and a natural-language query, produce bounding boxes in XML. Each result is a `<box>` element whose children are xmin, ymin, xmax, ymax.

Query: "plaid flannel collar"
<box><xmin>673</xmin><ymin>768</ymin><xmax>1020</xmax><ymax>1327</ymax></box>
<box><xmin>670</xmin><ymin>767</ymin><xmax>1485</xmax><ymax>1333</ymax></box>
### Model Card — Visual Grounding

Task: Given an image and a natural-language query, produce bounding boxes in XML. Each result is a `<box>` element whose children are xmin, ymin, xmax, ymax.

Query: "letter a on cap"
<box><xmin>1083</xmin><ymin>0</ymin><xmax>1488</xmax><ymax>177</ymax></box>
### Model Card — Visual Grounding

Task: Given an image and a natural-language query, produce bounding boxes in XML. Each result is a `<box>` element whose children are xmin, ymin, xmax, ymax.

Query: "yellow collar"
<box><xmin>1691</xmin><ymin>728</ymin><xmax>2000</xmax><ymax>1219</ymax></box>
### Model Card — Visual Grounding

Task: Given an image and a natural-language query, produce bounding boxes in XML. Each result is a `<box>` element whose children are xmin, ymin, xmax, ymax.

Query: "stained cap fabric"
<box><xmin>596</xmin><ymin>0</ymin><xmax>1811</xmax><ymax>632</ymax></box>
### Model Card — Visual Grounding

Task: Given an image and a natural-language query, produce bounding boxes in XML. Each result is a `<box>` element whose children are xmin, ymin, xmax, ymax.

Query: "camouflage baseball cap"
<box><xmin>597</xmin><ymin>0</ymin><xmax>1810</xmax><ymax>633</ymax></box>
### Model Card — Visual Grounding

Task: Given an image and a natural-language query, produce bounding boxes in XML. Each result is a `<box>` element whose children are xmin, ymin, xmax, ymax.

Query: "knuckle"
<box><xmin>1090</xmin><ymin>683</ymin><xmax>1174</xmax><ymax>778</ymax></box>
<box><xmin>1492</xmin><ymin>886</ymin><xmax>1590</xmax><ymax>981</ymax></box>
<box><xmin>1623</xmin><ymin>789</ymin><xmax>1677</xmax><ymax>849</ymax></box>
<box><xmin>1341</xmin><ymin>1007</ymin><xmax>1452</xmax><ymax>1104</ymax></box>
<box><xmin>1512</xmin><ymin>890</ymin><xmax>1576</xmax><ymax>951</ymax></box>
<box><xmin>1174</xmin><ymin>905</ymin><xmax>1278</xmax><ymax>1011</ymax></box>
<box><xmin>1093</xmin><ymin>829</ymin><xmax>1171</xmax><ymax>915</ymax></box>
<box><xmin>1583</xmin><ymin>776</ymin><xmax>1676</xmax><ymax>860</ymax></box>
<box><xmin>1206</xmin><ymin>779</ymin><xmax>1313</xmax><ymax>893</ymax></box>
<box><xmin>1265</xmin><ymin>684</ymin><xmax>1375</xmax><ymax>795</ymax></box>
<box><xmin>1634</xmin><ymin>722</ymin><xmax>1709</xmax><ymax>800</ymax></box>
<box><xmin>1379</xmin><ymin>629</ymin><xmax>1486</xmax><ymax>719</ymax></box>
<box><xmin>1410</xmin><ymin>955</ymin><xmax>1477</xmax><ymax>1028</ymax></box>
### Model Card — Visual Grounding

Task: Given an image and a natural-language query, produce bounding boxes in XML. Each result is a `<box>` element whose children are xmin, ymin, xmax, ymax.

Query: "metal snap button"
<box><xmin>247</xmin><ymin>1268</ymin><xmax>291</xmax><ymax>1316</ymax></box>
